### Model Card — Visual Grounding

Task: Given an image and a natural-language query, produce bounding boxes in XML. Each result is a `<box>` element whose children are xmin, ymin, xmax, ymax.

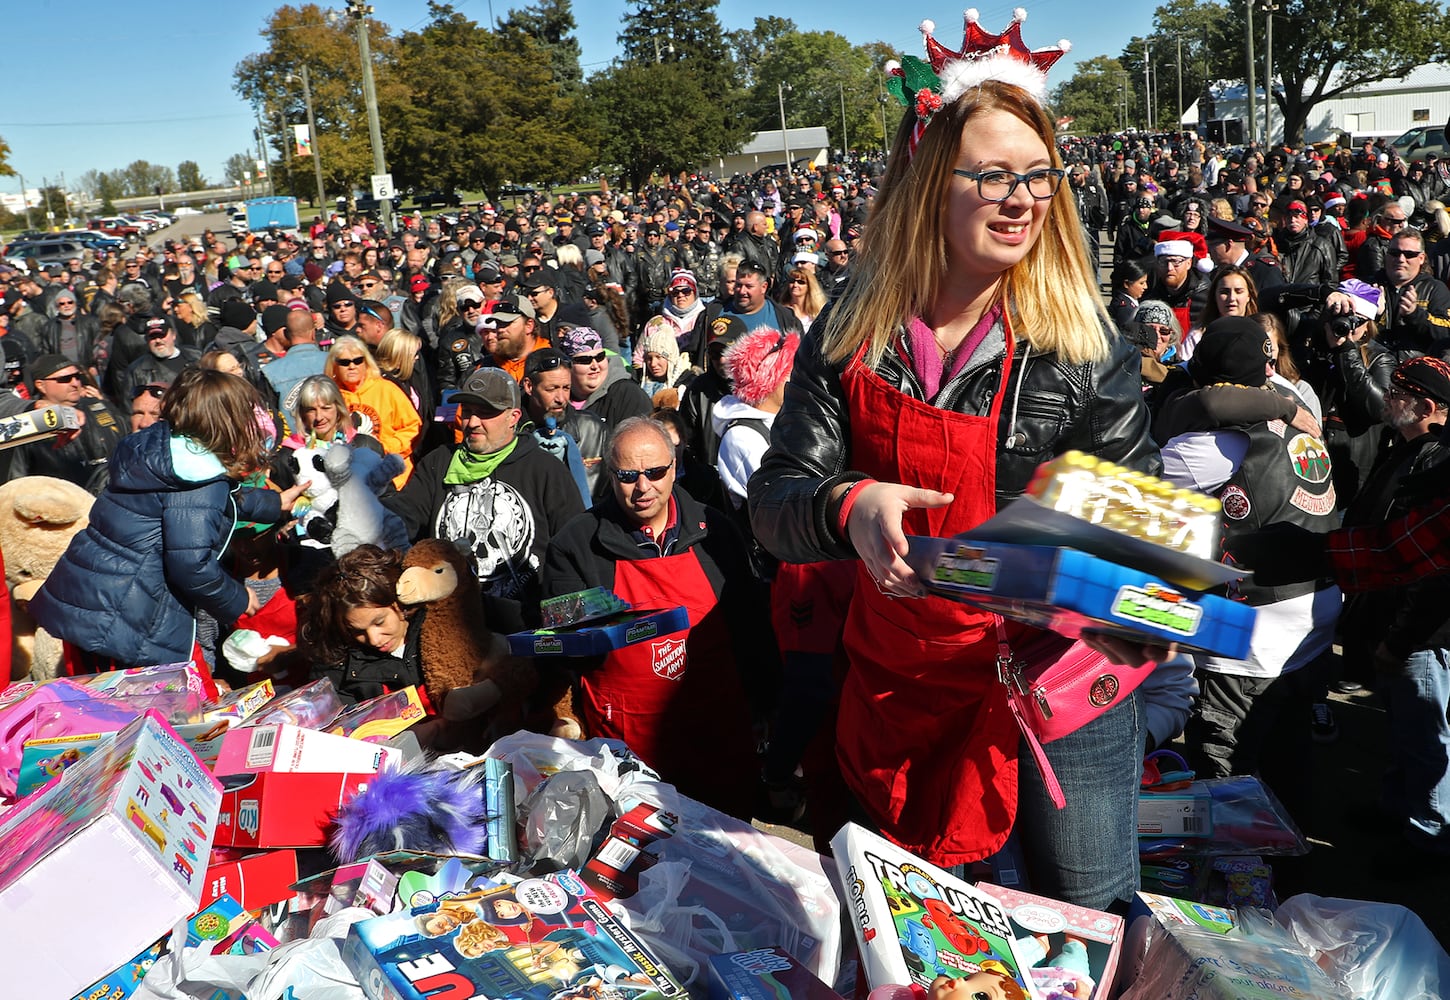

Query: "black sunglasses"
<box><xmin>459</xmin><ymin>299</ymin><xmax>482</xmax><ymax>310</ymax></box>
<box><xmin>612</xmin><ymin>460</ymin><xmax>673</xmax><ymax>484</ymax></box>
<box><xmin>527</xmin><ymin>354</ymin><xmax>567</xmax><ymax>375</ymax></box>
<box><xmin>571</xmin><ymin>351</ymin><xmax>608</xmax><ymax>366</ymax></box>
<box><xmin>335</xmin><ymin>356</ymin><xmax>367</xmax><ymax>367</ymax></box>
<box><xmin>40</xmin><ymin>372</ymin><xmax>81</xmax><ymax>384</ymax></box>
<box><xmin>131</xmin><ymin>383</ymin><xmax>167</xmax><ymax>400</ymax></box>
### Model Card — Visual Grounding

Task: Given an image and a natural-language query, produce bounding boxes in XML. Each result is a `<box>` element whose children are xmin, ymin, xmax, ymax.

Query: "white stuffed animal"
<box><xmin>323</xmin><ymin>442</ymin><xmax>409</xmax><ymax>557</ymax></box>
<box><xmin>286</xmin><ymin>444</ymin><xmax>339</xmax><ymax>545</ymax></box>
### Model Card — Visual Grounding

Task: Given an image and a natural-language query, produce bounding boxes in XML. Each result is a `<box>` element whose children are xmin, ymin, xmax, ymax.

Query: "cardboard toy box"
<box><xmin>976</xmin><ymin>883</ymin><xmax>1126</xmax><ymax>1000</ymax></box>
<box><xmin>581</xmin><ymin>802</ymin><xmax>677</xmax><ymax>900</ymax></box>
<box><xmin>343</xmin><ymin>870</ymin><xmax>685</xmax><ymax>1000</ymax></box>
<box><xmin>905</xmin><ymin>537</ymin><xmax>1256</xmax><ymax>657</ymax></box>
<box><xmin>0</xmin><ymin>404</ymin><xmax>82</xmax><ymax>450</ymax></box>
<box><xmin>830</xmin><ymin>822</ymin><xmax>1036</xmax><ymax>995</ymax></box>
<box><xmin>213</xmin><ymin>770</ymin><xmax>373</xmax><ymax>848</ymax></box>
<box><xmin>214</xmin><ymin>722</ymin><xmax>400</xmax><ymax>776</ymax></box>
<box><xmin>1123</xmin><ymin>917</ymin><xmax>1351</xmax><ymax>999</ymax></box>
<box><xmin>199</xmin><ymin>847</ymin><xmax>299</xmax><ymax>911</ymax></box>
<box><xmin>508</xmin><ymin>605</ymin><xmax>691</xmax><ymax>657</ymax></box>
<box><xmin>707</xmin><ymin>947</ymin><xmax>845</xmax><ymax>1000</ymax></box>
<box><xmin>201</xmin><ymin>678</ymin><xmax>276</xmax><ymax>727</ymax></box>
<box><xmin>0</xmin><ymin>711</ymin><xmax>223</xmax><ymax>1000</ymax></box>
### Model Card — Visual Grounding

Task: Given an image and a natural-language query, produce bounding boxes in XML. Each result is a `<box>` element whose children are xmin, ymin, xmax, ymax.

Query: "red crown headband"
<box><xmin>886</xmin><ymin>8</ymin><xmax>1070</xmax><ymax>156</ymax></box>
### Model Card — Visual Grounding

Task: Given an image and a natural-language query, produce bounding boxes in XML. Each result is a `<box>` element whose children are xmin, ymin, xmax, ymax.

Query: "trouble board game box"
<box><xmin>0</xmin><ymin>711</ymin><xmax>223</xmax><ymax>999</ymax></box>
<box><xmin>343</xmin><ymin>870</ymin><xmax>685</xmax><ymax>1000</ymax></box>
<box><xmin>508</xmin><ymin>606</ymin><xmax>690</xmax><ymax>657</ymax></box>
<box><xmin>976</xmin><ymin>883</ymin><xmax>1125</xmax><ymax>1000</ymax></box>
<box><xmin>707</xmin><ymin>947</ymin><xmax>845</xmax><ymax>1000</ymax></box>
<box><xmin>905</xmin><ymin>537</ymin><xmax>1256</xmax><ymax>658</ymax></box>
<box><xmin>830</xmin><ymin>822</ymin><xmax>1036</xmax><ymax>996</ymax></box>
<box><xmin>213</xmin><ymin>770</ymin><xmax>372</xmax><ymax>848</ymax></box>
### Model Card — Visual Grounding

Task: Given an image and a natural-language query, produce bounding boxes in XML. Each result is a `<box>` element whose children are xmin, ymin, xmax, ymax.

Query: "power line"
<box><xmin>0</xmin><ymin>113</ymin><xmax>252</xmax><ymax>128</ymax></box>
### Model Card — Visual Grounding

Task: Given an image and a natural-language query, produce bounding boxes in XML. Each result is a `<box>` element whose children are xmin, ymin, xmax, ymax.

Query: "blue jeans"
<box><xmin>1384</xmin><ymin>647</ymin><xmax>1450</xmax><ymax>849</ymax></box>
<box><xmin>1013</xmin><ymin>691</ymin><xmax>1146</xmax><ymax>910</ymax></box>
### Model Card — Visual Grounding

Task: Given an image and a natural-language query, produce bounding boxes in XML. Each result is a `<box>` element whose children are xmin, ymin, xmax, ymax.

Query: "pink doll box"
<box><xmin>975</xmin><ymin>883</ymin><xmax>1125</xmax><ymax>1000</ymax></box>
<box><xmin>214</xmin><ymin>722</ymin><xmax>400</xmax><ymax>776</ymax></box>
<box><xmin>0</xmin><ymin>710</ymin><xmax>223</xmax><ymax>999</ymax></box>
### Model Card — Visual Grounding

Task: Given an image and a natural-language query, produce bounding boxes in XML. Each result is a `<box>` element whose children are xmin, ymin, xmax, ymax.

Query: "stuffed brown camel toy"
<box><xmin>396</xmin><ymin>539</ymin><xmax>582</xmax><ymax>743</ymax></box>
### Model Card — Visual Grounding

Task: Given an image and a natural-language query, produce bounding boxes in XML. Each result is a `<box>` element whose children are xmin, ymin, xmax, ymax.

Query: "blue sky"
<box><xmin>0</xmin><ymin>0</ymin><xmax>1157</xmax><ymax>199</ymax></box>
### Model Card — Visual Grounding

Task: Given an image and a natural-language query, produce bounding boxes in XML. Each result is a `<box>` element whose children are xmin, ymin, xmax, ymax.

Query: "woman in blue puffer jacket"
<box><xmin>31</xmin><ymin>368</ymin><xmax>304</xmax><ymax>668</ymax></box>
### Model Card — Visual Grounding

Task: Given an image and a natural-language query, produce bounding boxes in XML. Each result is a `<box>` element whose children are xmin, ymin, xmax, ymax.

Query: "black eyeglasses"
<box><xmin>335</xmin><ymin>356</ymin><xmax>367</xmax><ymax>366</ymax></box>
<box><xmin>131</xmin><ymin>383</ymin><xmax>166</xmax><ymax>400</ymax></box>
<box><xmin>827</xmin><ymin>249</ymin><xmax>851</xmax><ymax>257</ymax></box>
<box><xmin>952</xmin><ymin>167</ymin><xmax>1064</xmax><ymax>202</ymax></box>
<box><xmin>40</xmin><ymin>372</ymin><xmax>81</xmax><ymax>383</ymax></box>
<box><xmin>571</xmin><ymin>351</ymin><xmax>607</xmax><ymax>366</ymax></box>
<box><xmin>612</xmin><ymin>461</ymin><xmax>673</xmax><ymax>484</ymax></box>
<box><xmin>1388</xmin><ymin>248</ymin><xmax>1423</xmax><ymax>258</ymax></box>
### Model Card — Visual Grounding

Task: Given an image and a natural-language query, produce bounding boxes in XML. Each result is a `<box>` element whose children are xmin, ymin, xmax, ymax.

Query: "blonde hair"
<box><xmin>325</xmin><ymin>335</ymin><xmax>381</xmax><ymax>381</ymax></box>
<box><xmin>779</xmin><ymin>267</ymin><xmax>828</xmax><ymax>320</ymax></box>
<box><xmin>821</xmin><ymin>81</ymin><xmax>1109</xmax><ymax>367</ymax></box>
<box><xmin>376</xmin><ymin>328</ymin><xmax>420</xmax><ymax>381</ymax></box>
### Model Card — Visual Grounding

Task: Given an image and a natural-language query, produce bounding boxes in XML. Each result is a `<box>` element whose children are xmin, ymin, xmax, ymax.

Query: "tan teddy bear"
<box><xmin>0</xmin><ymin>477</ymin><xmax>94</xmax><ymax>681</ymax></box>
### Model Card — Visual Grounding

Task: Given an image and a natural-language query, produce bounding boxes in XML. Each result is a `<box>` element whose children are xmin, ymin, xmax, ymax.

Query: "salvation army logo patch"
<box><xmin>1220</xmin><ymin>485</ymin><xmax>1252</xmax><ymax>520</ymax></box>
<box><xmin>650</xmin><ymin>637</ymin><xmax>687</xmax><ymax>680</ymax></box>
<box><xmin>1287</xmin><ymin>433</ymin><xmax>1331</xmax><ymax>483</ymax></box>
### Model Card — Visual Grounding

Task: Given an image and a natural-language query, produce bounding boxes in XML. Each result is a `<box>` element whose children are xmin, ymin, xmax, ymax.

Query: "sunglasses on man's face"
<box><xmin>611</xmin><ymin>461</ymin><xmax>673</xmax><ymax>484</ymax></box>
<box><xmin>41</xmin><ymin>372</ymin><xmax>81</xmax><ymax>384</ymax></box>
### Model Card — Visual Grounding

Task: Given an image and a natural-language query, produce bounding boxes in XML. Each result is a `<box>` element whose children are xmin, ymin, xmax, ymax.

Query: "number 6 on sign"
<box><xmin>371</xmin><ymin>173</ymin><xmax>394</xmax><ymax>201</ymax></box>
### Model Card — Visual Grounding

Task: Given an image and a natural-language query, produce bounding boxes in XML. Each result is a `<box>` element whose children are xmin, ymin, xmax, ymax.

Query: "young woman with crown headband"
<box><xmin>749</xmin><ymin>9</ymin><xmax>1162</xmax><ymax>908</ymax></box>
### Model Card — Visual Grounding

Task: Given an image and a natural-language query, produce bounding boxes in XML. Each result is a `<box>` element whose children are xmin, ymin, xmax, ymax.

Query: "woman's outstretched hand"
<box><xmin>845</xmin><ymin>482</ymin><xmax>954</xmax><ymax>599</ymax></box>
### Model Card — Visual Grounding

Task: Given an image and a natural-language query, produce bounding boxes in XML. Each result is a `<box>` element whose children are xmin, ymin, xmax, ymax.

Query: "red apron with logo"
<box><xmin>581</xmin><ymin>550</ymin><xmax>757</xmax><ymax>819</ymax></box>
<box><xmin>837</xmin><ymin>328</ymin><xmax>1033</xmax><ymax>866</ymax></box>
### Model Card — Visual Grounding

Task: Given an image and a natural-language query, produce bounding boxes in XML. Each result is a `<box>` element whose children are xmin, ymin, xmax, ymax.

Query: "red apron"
<box><xmin>837</xmin><ymin>328</ymin><xmax>1031</xmax><ymax>866</ymax></box>
<box><xmin>581</xmin><ymin>549</ymin><xmax>757</xmax><ymax>820</ymax></box>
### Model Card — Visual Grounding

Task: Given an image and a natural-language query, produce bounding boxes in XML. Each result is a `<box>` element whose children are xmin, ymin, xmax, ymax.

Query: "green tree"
<box><xmin>234</xmin><ymin>3</ymin><xmax>398</xmax><ymax>198</ymax></box>
<box><xmin>1139</xmin><ymin>0</ymin><xmax>1450</xmax><ymax>144</ymax></box>
<box><xmin>224</xmin><ymin>152</ymin><xmax>255</xmax><ymax>186</ymax></box>
<box><xmin>741</xmin><ymin>30</ymin><xmax>883</xmax><ymax>154</ymax></box>
<box><xmin>591</xmin><ymin>62</ymin><xmax>721</xmax><ymax>191</ymax></box>
<box><xmin>0</xmin><ymin>136</ymin><xmax>15</xmax><ymax>179</ymax></box>
<box><xmin>121</xmin><ymin>160</ymin><xmax>175</xmax><ymax>198</ymax></box>
<box><xmin>382</xmin><ymin>4</ymin><xmax>594</xmax><ymax>194</ymax></box>
<box><xmin>177</xmin><ymin>160</ymin><xmax>206</xmax><ymax>191</ymax></box>
<box><xmin>727</xmin><ymin>16</ymin><xmax>797</xmax><ymax>91</ymax></box>
<box><xmin>1052</xmin><ymin>57</ymin><xmax>1136</xmax><ymax>135</ymax></box>
<box><xmin>497</xmin><ymin>0</ymin><xmax>584</xmax><ymax>93</ymax></box>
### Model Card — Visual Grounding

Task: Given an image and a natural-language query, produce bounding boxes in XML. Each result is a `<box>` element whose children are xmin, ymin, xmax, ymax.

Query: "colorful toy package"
<box><xmin>214</xmin><ymin>721</ymin><xmax>400</xmax><ymax>775</ymax></box>
<box><xmin>830</xmin><ymin>822</ymin><xmax>1036</xmax><ymax>996</ymax></box>
<box><xmin>905</xmin><ymin>537</ymin><xmax>1256</xmax><ymax>657</ymax></box>
<box><xmin>16</xmin><ymin>730</ymin><xmax>113</xmax><ymax>798</ymax></box>
<box><xmin>343</xmin><ymin>871</ymin><xmax>685</xmax><ymax>1000</ymax></box>
<box><xmin>213</xmin><ymin>770</ymin><xmax>373</xmax><ymax>848</ymax></box>
<box><xmin>508</xmin><ymin>606</ymin><xmax>691</xmax><ymax>658</ymax></box>
<box><xmin>199</xmin><ymin>847</ymin><xmax>299</xmax><ymax>911</ymax></box>
<box><xmin>201</xmin><ymin>678</ymin><xmax>276</xmax><ymax>727</ymax></box>
<box><xmin>976</xmin><ymin>883</ymin><xmax>1125</xmax><ymax>1000</ymax></box>
<box><xmin>0</xmin><ymin>710</ymin><xmax>223</xmax><ymax>999</ymax></box>
<box><xmin>330</xmin><ymin>686</ymin><xmax>427</xmax><ymax>743</ymax></box>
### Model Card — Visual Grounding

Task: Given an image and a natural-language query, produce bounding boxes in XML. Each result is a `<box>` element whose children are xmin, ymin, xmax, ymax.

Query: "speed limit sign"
<box><xmin>370</xmin><ymin>173</ymin><xmax>395</xmax><ymax>201</ymax></box>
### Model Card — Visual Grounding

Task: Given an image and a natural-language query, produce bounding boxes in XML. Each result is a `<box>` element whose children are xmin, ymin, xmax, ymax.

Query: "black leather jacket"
<box><xmin>748</xmin><ymin>317</ymin><xmax>1160</xmax><ymax>564</ymax></box>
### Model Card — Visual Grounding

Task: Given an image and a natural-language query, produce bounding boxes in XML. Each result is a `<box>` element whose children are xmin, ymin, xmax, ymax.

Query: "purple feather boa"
<box><xmin>330</xmin><ymin>756</ymin><xmax>491</xmax><ymax>863</ymax></box>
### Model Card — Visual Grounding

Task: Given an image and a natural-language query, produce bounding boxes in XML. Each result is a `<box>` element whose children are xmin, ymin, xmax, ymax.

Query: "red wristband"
<box><xmin>837</xmin><ymin>479</ymin><xmax>877</xmax><ymax>536</ymax></box>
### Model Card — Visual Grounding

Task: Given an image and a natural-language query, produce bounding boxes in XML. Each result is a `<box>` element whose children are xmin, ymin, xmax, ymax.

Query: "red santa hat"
<box><xmin>1156</xmin><ymin>230</ymin><xmax>1211</xmax><ymax>272</ymax></box>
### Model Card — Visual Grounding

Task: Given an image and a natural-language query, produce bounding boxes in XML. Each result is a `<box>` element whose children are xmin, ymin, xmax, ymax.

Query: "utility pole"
<box><xmin>778</xmin><ymin>81</ymin><xmax>792</xmax><ymax>172</ymax></box>
<box><xmin>1176</xmin><ymin>36</ymin><xmax>1184</xmax><ymax>132</ymax></box>
<box><xmin>347</xmin><ymin>0</ymin><xmax>392</xmax><ymax>233</ymax></box>
<box><xmin>878</xmin><ymin>73</ymin><xmax>889</xmax><ymax>155</ymax></box>
<box><xmin>299</xmin><ymin>65</ymin><xmax>327</xmax><ymax>211</ymax></box>
<box><xmin>1262</xmin><ymin>1</ymin><xmax>1280</xmax><ymax>147</ymax></box>
<box><xmin>840</xmin><ymin>82</ymin><xmax>849</xmax><ymax>154</ymax></box>
<box><xmin>1246</xmin><ymin>0</ymin><xmax>1258</xmax><ymax>145</ymax></box>
<box><xmin>1144</xmin><ymin>39</ymin><xmax>1153</xmax><ymax>131</ymax></box>
<box><xmin>254</xmin><ymin>111</ymin><xmax>275</xmax><ymax>197</ymax></box>
<box><xmin>279</xmin><ymin>107</ymin><xmax>293</xmax><ymax>200</ymax></box>
<box><xmin>16</xmin><ymin>172</ymin><xmax>30</xmax><ymax>231</ymax></box>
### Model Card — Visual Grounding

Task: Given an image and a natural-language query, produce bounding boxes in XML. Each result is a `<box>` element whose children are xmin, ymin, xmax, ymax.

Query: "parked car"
<box><xmin>5</xmin><ymin>239</ymin><xmax>88</xmax><ymax>269</ymax></box>
<box><xmin>139</xmin><ymin>210</ymin><xmax>174</xmax><ymax>227</ymax></box>
<box><xmin>60</xmin><ymin>230</ymin><xmax>128</xmax><ymax>254</ymax></box>
<box><xmin>173</xmin><ymin>206</ymin><xmax>203</xmax><ymax>217</ymax></box>
<box><xmin>414</xmin><ymin>189</ymin><xmax>462</xmax><ymax>211</ymax></box>
<box><xmin>89</xmin><ymin>217</ymin><xmax>141</xmax><ymax>238</ymax></box>
<box><xmin>122</xmin><ymin>214</ymin><xmax>160</xmax><ymax>234</ymax></box>
<box><xmin>1392</xmin><ymin>126</ymin><xmax>1450</xmax><ymax>162</ymax></box>
<box><xmin>229</xmin><ymin>210</ymin><xmax>248</xmax><ymax>237</ymax></box>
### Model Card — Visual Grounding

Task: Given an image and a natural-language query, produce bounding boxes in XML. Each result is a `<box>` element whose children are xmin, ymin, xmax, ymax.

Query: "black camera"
<box><xmin>1328</xmin><ymin>314</ymin><xmax>1360</xmax><ymax>338</ymax></box>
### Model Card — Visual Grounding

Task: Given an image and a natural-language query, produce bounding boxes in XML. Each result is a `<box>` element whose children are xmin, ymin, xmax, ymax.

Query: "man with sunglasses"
<box><xmin>1372</xmin><ymin>227</ymin><xmax>1450</xmax><ymax>354</ymax></box>
<box><xmin>8</xmin><ymin>355</ymin><xmax>123</xmax><ymax>494</ymax></box>
<box><xmin>564</xmin><ymin>325</ymin><xmax>651</xmax><ymax>430</ymax></box>
<box><xmin>388</xmin><ymin>367</ymin><xmax>581</xmax><ymax>617</ymax></box>
<box><xmin>1270</xmin><ymin>198</ymin><xmax>1336</xmax><ymax>287</ymax></box>
<box><xmin>322</xmin><ymin>281</ymin><xmax>359</xmax><ymax>347</ymax></box>
<box><xmin>540</xmin><ymin>415</ymin><xmax>768</xmax><ymax>820</ymax></box>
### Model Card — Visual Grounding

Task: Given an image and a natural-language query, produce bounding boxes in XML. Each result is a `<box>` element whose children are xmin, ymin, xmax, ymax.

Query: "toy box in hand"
<box><xmin>508</xmin><ymin>606</ymin><xmax>690</xmax><ymax>657</ymax></box>
<box><xmin>0</xmin><ymin>710</ymin><xmax>223</xmax><ymax>1000</ymax></box>
<box><xmin>905</xmin><ymin>537</ymin><xmax>1256</xmax><ymax>658</ymax></box>
<box><xmin>976</xmin><ymin>883</ymin><xmax>1125</xmax><ymax>1000</ymax></box>
<box><xmin>214</xmin><ymin>770</ymin><xmax>373</xmax><ymax>848</ymax></box>
<box><xmin>215</xmin><ymin>721</ymin><xmax>400</xmax><ymax>775</ymax></box>
<box><xmin>707</xmin><ymin>947</ymin><xmax>845</xmax><ymax>1000</ymax></box>
<box><xmin>344</xmin><ymin>870</ymin><xmax>685</xmax><ymax>1000</ymax></box>
<box><xmin>0</xmin><ymin>404</ymin><xmax>82</xmax><ymax>450</ymax></box>
<box><xmin>830</xmin><ymin>822</ymin><xmax>1036</xmax><ymax>996</ymax></box>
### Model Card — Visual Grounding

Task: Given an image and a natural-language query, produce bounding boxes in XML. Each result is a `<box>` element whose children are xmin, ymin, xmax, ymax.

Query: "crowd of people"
<box><xmin>12</xmin><ymin>56</ymin><xmax>1450</xmax><ymax>917</ymax></box>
